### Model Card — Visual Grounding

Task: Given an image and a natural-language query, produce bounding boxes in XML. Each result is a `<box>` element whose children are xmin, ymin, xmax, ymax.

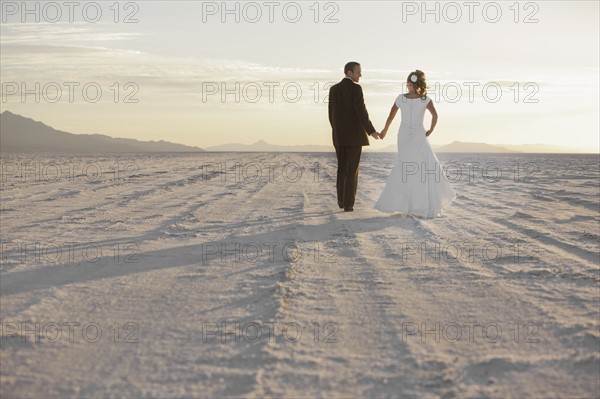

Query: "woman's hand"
<box><xmin>425</xmin><ymin>129</ymin><xmax>433</xmax><ymax>137</ymax></box>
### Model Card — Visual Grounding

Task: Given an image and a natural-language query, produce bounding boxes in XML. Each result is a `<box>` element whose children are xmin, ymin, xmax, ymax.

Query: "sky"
<box><xmin>1</xmin><ymin>0</ymin><xmax>598</xmax><ymax>152</ymax></box>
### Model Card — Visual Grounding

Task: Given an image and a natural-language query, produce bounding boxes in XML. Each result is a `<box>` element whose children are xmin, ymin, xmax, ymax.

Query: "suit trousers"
<box><xmin>334</xmin><ymin>145</ymin><xmax>362</xmax><ymax>209</ymax></box>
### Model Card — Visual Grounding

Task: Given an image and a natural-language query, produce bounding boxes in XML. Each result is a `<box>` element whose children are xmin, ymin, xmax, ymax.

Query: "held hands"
<box><xmin>371</xmin><ymin>129</ymin><xmax>387</xmax><ymax>140</ymax></box>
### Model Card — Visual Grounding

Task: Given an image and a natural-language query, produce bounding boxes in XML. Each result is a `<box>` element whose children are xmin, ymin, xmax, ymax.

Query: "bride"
<box><xmin>375</xmin><ymin>70</ymin><xmax>456</xmax><ymax>218</ymax></box>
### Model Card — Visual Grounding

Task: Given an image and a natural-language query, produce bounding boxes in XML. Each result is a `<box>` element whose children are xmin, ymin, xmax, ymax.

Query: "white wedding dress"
<box><xmin>375</xmin><ymin>94</ymin><xmax>456</xmax><ymax>218</ymax></box>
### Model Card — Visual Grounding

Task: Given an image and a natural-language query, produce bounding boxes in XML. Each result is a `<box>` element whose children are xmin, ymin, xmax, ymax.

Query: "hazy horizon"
<box><xmin>1</xmin><ymin>109</ymin><xmax>597</xmax><ymax>153</ymax></box>
<box><xmin>1</xmin><ymin>1</ymin><xmax>598</xmax><ymax>152</ymax></box>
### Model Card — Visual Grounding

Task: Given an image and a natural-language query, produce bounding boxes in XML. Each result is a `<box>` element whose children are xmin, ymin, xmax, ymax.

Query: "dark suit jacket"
<box><xmin>328</xmin><ymin>77</ymin><xmax>376</xmax><ymax>147</ymax></box>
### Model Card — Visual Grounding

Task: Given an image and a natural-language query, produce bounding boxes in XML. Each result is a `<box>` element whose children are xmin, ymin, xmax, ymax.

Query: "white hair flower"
<box><xmin>410</xmin><ymin>74</ymin><xmax>418</xmax><ymax>83</ymax></box>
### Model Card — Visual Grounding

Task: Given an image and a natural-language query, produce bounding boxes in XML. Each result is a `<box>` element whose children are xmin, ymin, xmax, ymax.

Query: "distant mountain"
<box><xmin>207</xmin><ymin>141</ymin><xmax>444</xmax><ymax>153</ymax></box>
<box><xmin>0</xmin><ymin>111</ymin><xmax>204</xmax><ymax>153</ymax></box>
<box><xmin>500</xmin><ymin>143</ymin><xmax>591</xmax><ymax>153</ymax></box>
<box><xmin>432</xmin><ymin>141</ymin><xmax>595</xmax><ymax>153</ymax></box>
<box><xmin>2</xmin><ymin>111</ymin><xmax>592</xmax><ymax>154</ymax></box>
<box><xmin>206</xmin><ymin>140</ymin><xmax>588</xmax><ymax>153</ymax></box>
<box><xmin>367</xmin><ymin>142</ymin><xmax>511</xmax><ymax>153</ymax></box>
<box><xmin>435</xmin><ymin>141</ymin><xmax>519</xmax><ymax>153</ymax></box>
<box><xmin>370</xmin><ymin>141</ymin><xmax>594</xmax><ymax>154</ymax></box>
<box><xmin>205</xmin><ymin>140</ymin><xmax>332</xmax><ymax>152</ymax></box>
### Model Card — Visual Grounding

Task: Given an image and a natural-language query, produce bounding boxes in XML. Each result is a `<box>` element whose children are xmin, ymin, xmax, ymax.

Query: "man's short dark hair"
<box><xmin>344</xmin><ymin>62</ymin><xmax>360</xmax><ymax>74</ymax></box>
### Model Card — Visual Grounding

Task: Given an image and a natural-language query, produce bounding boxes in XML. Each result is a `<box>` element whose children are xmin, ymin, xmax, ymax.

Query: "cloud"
<box><xmin>0</xmin><ymin>22</ymin><xmax>143</xmax><ymax>44</ymax></box>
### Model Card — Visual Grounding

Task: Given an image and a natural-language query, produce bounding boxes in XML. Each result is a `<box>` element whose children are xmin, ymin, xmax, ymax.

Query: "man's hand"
<box><xmin>371</xmin><ymin>132</ymin><xmax>381</xmax><ymax>140</ymax></box>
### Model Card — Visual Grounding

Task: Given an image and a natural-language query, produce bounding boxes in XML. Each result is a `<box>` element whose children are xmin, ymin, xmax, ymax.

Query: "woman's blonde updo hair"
<box><xmin>407</xmin><ymin>70</ymin><xmax>427</xmax><ymax>98</ymax></box>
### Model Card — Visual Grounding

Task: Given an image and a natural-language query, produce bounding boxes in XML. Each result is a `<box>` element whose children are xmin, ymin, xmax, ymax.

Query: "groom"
<box><xmin>328</xmin><ymin>62</ymin><xmax>380</xmax><ymax>212</ymax></box>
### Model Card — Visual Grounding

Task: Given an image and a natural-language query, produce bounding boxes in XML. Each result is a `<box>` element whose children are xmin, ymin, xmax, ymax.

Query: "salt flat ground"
<box><xmin>1</xmin><ymin>152</ymin><xmax>598</xmax><ymax>398</ymax></box>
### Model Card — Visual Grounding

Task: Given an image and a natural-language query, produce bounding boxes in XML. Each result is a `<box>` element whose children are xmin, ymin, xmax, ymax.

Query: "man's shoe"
<box><xmin>344</xmin><ymin>207</ymin><xmax>354</xmax><ymax>212</ymax></box>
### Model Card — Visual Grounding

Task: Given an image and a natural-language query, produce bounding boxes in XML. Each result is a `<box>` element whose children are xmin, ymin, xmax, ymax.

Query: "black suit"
<box><xmin>328</xmin><ymin>77</ymin><xmax>376</xmax><ymax>209</ymax></box>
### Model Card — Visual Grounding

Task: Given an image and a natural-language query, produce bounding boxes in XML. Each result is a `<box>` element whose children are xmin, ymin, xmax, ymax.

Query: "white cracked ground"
<box><xmin>1</xmin><ymin>152</ymin><xmax>598</xmax><ymax>398</ymax></box>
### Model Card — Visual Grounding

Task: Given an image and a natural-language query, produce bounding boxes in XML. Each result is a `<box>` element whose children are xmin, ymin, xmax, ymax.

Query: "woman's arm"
<box><xmin>426</xmin><ymin>100</ymin><xmax>437</xmax><ymax>137</ymax></box>
<box><xmin>381</xmin><ymin>103</ymin><xmax>399</xmax><ymax>139</ymax></box>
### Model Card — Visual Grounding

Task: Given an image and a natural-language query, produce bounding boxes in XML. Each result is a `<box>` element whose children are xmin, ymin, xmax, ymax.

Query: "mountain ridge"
<box><xmin>1</xmin><ymin>111</ymin><xmax>593</xmax><ymax>153</ymax></box>
<box><xmin>0</xmin><ymin>111</ymin><xmax>205</xmax><ymax>153</ymax></box>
